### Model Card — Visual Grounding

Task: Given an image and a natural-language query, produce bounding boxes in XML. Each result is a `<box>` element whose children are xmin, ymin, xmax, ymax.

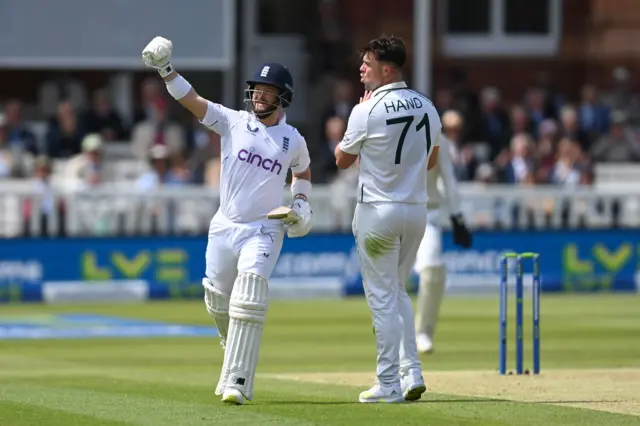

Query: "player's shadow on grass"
<box><xmin>413</xmin><ymin>398</ymin><xmax>626</xmax><ymax>405</ymax></box>
<box><xmin>266</xmin><ymin>398</ymin><xmax>626</xmax><ymax>405</ymax></box>
<box><xmin>263</xmin><ymin>401</ymin><xmax>363</xmax><ymax>405</ymax></box>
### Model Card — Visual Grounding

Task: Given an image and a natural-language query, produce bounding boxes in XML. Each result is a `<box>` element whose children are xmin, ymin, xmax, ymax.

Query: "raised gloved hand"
<box><xmin>287</xmin><ymin>198</ymin><xmax>313</xmax><ymax>238</ymax></box>
<box><xmin>142</xmin><ymin>36</ymin><xmax>174</xmax><ymax>77</ymax></box>
<box><xmin>450</xmin><ymin>213</ymin><xmax>472</xmax><ymax>248</ymax></box>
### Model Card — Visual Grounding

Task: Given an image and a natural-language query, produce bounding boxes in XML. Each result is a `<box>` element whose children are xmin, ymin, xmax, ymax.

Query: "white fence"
<box><xmin>1</xmin><ymin>180</ymin><xmax>640</xmax><ymax>237</ymax></box>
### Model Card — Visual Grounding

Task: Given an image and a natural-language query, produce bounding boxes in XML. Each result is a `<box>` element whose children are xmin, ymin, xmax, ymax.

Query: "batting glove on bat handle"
<box><xmin>287</xmin><ymin>199</ymin><xmax>313</xmax><ymax>238</ymax></box>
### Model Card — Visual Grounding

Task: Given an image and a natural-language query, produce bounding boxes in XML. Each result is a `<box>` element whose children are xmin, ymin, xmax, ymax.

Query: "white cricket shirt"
<box><xmin>339</xmin><ymin>81</ymin><xmax>441</xmax><ymax>204</ymax></box>
<box><xmin>200</xmin><ymin>102</ymin><xmax>310</xmax><ymax>223</ymax></box>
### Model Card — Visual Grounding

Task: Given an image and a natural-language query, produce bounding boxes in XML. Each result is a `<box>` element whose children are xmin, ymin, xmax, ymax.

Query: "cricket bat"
<box><xmin>267</xmin><ymin>206</ymin><xmax>300</xmax><ymax>224</ymax></box>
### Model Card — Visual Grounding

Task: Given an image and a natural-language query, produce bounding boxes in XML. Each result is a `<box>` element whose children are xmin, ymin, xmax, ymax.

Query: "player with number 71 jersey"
<box><xmin>334</xmin><ymin>36</ymin><xmax>441</xmax><ymax>405</ymax></box>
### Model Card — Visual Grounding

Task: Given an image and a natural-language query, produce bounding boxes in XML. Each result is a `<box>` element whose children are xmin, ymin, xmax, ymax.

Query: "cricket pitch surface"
<box><xmin>264</xmin><ymin>368</ymin><xmax>640</xmax><ymax>416</ymax></box>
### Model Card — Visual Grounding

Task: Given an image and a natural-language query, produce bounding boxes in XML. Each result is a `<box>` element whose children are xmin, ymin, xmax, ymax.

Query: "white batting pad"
<box><xmin>415</xmin><ymin>266</ymin><xmax>446</xmax><ymax>337</ymax></box>
<box><xmin>202</xmin><ymin>278</ymin><xmax>230</xmax><ymax>349</ymax></box>
<box><xmin>217</xmin><ymin>273</ymin><xmax>268</xmax><ymax>400</ymax></box>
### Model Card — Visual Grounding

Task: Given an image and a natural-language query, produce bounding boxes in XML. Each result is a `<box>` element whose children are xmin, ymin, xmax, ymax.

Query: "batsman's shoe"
<box><xmin>359</xmin><ymin>383</ymin><xmax>404</xmax><ymax>403</ymax></box>
<box><xmin>416</xmin><ymin>333</ymin><xmax>434</xmax><ymax>354</ymax></box>
<box><xmin>221</xmin><ymin>388</ymin><xmax>244</xmax><ymax>405</ymax></box>
<box><xmin>401</xmin><ymin>370</ymin><xmax>427</xmax><ymax>401</ymax></box>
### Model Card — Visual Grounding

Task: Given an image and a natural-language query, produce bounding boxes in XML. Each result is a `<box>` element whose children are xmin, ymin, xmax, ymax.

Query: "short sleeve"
<box><xmin>200</xmin><ymin>101</ymin><xmax>242</xmax><ymax>136</ymax></box>
<box><xmin>338</xmin><ymin>104</ymin><xmax>368</xmax><ymax>155</ymax></box>
<box><xmin>290</xmin><ymin>135</ymin><xmax>311</xmax><ymax>174</ymax></box>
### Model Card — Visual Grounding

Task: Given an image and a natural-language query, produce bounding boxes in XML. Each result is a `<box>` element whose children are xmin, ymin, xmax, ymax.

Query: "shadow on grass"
<box><xmin>259</xmin><ymin>398</ymin><xmax>627</xmax><ymax>406</ymax></box>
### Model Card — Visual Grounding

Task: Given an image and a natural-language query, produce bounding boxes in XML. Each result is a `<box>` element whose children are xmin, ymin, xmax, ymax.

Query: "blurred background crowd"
<box><xmin>3</xmin><ymin>66</ymin><xmax>640</xmax><ymax>190</ymax></box>
<box><xmin>0</xmin><ymin>78</ymin><xmax>219</xmax><ymax>191</ymax></box>
<box><xmin>2</xmin><ymin>0</ymin><xmax>640</xmax><ymax>236</ymax></box>
<box><xmin>316</xmin><ymin>67</ymin><xmax>640</xmax><ymax>187</ymax></box>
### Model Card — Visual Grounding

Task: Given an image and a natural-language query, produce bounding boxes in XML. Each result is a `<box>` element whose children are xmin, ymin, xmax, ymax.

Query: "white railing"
<box><xmin>1</xmin><ymin>180</ymin><xmax>640</xmax><ymax>237</ymax></box>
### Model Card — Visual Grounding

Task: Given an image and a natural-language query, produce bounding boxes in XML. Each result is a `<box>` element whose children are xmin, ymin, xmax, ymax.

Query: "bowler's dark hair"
<box><xmin>359</xmin><ymin>36</ymin><xmax>406</xmax><ymax>68</ymax></box>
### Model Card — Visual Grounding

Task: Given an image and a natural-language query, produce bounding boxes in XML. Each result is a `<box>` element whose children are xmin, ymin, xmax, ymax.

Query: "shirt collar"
<box><xmin>372</xmin><ymin>81</ymin><xmax>408</xmax><ymax>97</ymax></box>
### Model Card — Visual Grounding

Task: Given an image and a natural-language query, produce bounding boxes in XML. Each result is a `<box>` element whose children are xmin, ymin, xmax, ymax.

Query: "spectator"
<box><xmin>318</xmin><ymin>115</ymin><xmax>346</xmax><ymax>182</ymax></box>
<box><xmin>590</xmin><ymin>111</ymin><xmax>640</xmax><ymax>163</ymax></box>
<box><xmin>167</xmin><ymin>153</ymin><xmax>192</xmax><ymax>186</ymax></box>
<box><xmin>82</xmin><ymin>89</ymin><xmax>126</xmax><ymax>141</ymax></box>
<box><xmin>63</xmin><ymin>133</ymin><xmax>105</xmax><ymax>191</ymax></box>
<box><xmin>188</xmin><ymin>123</ymin><xmax>221</xmax><ymax>184</ymax></box>
<box><xmin>0</xmin><ymin>127</ymin><xmax>34</xmax><ymax>178</ymax></box>
<box><xmin>578</xmin><ymin>84</ymin><xmax>610</xmax><ymax>141</ymax></box>
<box><xmin>319</xmin><ymin>79</ymin><xmax>355</xmax><ymax>142</ymax></box>
<box><xmin>133</xmin><ymin>77</ymin><xmax>165</xmax><ymax>125</ymax></box>
<box><xmin>603</xmin><ymin>67</ymin><xmax>640</xmax><ymax>126</ymax></box>
<box><xmin>442</xmin><ymin>110</ymin><xmax>476</xmax><ymax>182</ymax></box>
<box><xmin>499</xmin><ymin>133</ymin><xmax>537</xmax><ymax>184</ymax></box>
<box><xmin>448</xmin><ymin>67</ymin><xmax>477</xmax><ymax>117</ymax></box>
<box><xmin>184</xmin><ymin>115</ymin><xmax>211</xmax><ymax>160</ymax></box>
<box><xmin>559</xmin><ymin>105</ymin><xmax>590</xmax><ymax>152</ymax></box>
<box><xmin>548</xmin><ymin>138</ymin><xmax>587</xmax><ymax>187</ymax></box>
<box><xmin>534</xmin><ymin>72</ymin><xmax>564</xmax><ymax>118</ymax></box>
<box><xmin>524</xmin><ymin>87</ymin><xmax>555</xmax><ymax>138</ymax></box>
<box><xmin>470</xmin><ymin>87</ymin><xmax>510</xmax><ymax>160</ymax></box>
<box><xmin>509</xmin><ymin>105</ymin><xmax>533</xmax><ymax>135</ymax></box>
<box><xmin>137</xmin><ymin>145</ymin><xmax>190</xmax><ymax>189</ymax></box>
<box><xmin>3</xmin><ymin>99</ymin><xmax>39</xmax><ymax>155</ymax></box>
<box><xmin>131</xmin><ymin>97</ymin><xmax>185</xmax><ymax>160</ymax></box>
<box><xmin>475</xmin><ymin>163</ymin><xmax>497</xmax><ymax>184</ymax></box>
<box><xmin>45</xmin><ymin>101</ymin><xmax>85</xmax><ymax>158</ymax></box>
<box><xmin>501</xmin><ymin>105</ymin><xmax>534</xmax><ymax>160</ymax></box>
<box><xmin>434</xmin><ymin>88</ymin><xmax>454</xmax><ymax>116</ymax></box>
<box><xmin>137</xmin><ymin>145</ymin><xmax>171</xmax><ymax>191</ymax></box>
<box><xmin>0</xmin><ymin>114</ymin><xmax>12</xmax><ymax>178</ymax></box>
<box><xmin>23</xmin><ymin>156</ymin><xmax>65</xmax><ymax>237</ymax></box>
<box><xmin>536</xmin><ymin>119</ymin><xmax>560</xmax><ymax>183</ymax></box>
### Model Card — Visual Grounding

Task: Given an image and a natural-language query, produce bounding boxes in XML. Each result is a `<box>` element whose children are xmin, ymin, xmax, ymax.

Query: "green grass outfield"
<box><xmin>0</xmin><ymin>294</ymin><xmax>639</xmax><ymax>425</ymax></box>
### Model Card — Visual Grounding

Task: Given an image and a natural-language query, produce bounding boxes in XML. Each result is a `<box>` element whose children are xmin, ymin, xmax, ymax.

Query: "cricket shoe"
<box><xmin>401</xmin><ymin>369</ymin><xmax>427</xmax><ymax>401</ymax></box>
<box><xmin>359</xmin><ymin>383</ymin><xmax>405</xmax><ymax>403</ymax></box>
<box><xmin>221</xmin><ymin>388</ymin><xmax>244</xmax><ymax>405</ymax></box>
<box><xmin>416</xmin><ymin>333</ymin><xmax>434</xmax><ymax>354</ymax></box>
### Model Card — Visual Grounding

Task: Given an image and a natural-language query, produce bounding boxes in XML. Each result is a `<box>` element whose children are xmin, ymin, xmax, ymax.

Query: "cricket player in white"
<box><xmin>414</xmin><ymin>110</ymin><xmax>473</xmax><ymax>354</ymax></box>
<box><xmin>142</xmin><ymin>37</ymin><xmax>313</xmax><ymax>405</ymax></box>
<box><xmin>335</xmin><ymin>37</ymin><xmax>441</xmax><ymax>403</ymax></box>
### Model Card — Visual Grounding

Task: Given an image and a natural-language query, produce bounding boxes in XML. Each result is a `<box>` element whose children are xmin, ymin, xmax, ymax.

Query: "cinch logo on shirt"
<box><xmin>238</xmin><ymin>148</ymin><xmax>283</xmax><ymax>175</ymax></box>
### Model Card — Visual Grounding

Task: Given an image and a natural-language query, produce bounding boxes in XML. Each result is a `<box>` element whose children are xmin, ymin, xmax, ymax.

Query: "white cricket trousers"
<box><xmin>205</xmin><ymin>213</ymin><xmax>285</xmax><ymax>292</ymax></box>
<box><xmin>352</xmin><ymin>202</ymin><xmax>427</xmax><ymax>385</ymax></box>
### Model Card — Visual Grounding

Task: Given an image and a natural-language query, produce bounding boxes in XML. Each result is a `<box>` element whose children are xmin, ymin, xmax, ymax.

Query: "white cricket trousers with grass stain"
<box><xmin>352</xmin><ymin>201</ymin><xmax>427</xmax><ymax>386</ymax></box>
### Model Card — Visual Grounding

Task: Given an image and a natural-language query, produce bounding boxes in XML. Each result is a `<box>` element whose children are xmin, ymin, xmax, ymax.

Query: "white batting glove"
<box><xmin>287</xmin><ymin>199</ymin><xmax>313</xmax><ymax>238</ymax></box>
<box><xmin>142</xmin><ymin>36</ymin><xmax>174</xmax><ymax>77</ymax></box>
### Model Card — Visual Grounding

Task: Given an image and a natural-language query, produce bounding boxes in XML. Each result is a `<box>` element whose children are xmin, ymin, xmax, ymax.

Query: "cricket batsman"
<box><xmin>142</xmin><ymin>36</ymin><xmax>313</xmax><ymax>405</ymax></box>
<box><xmin>335</xmin><ymin>36</ymin><xmax>441</xmax><ymax>403</ymax></box>
<box><xmin>414</xmin><ymin>110</ymin><xmax>473</xmax><ymax>354</ymax></box>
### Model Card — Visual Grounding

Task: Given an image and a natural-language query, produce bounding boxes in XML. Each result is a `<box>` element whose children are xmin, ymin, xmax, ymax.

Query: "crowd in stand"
<box><xmin>2</xmin><ymin>67</ymin><xmax>640</xmax><ymax>195</ymax></box>
<box><xmin>0</xmin><ymin>76</ymin><xmax>222</xmax><ymax>192</ymax></box>
<box><xmin>316</xmin><ymin>67</ymin><xmax>640</xmax><ymax>191</ymax></box>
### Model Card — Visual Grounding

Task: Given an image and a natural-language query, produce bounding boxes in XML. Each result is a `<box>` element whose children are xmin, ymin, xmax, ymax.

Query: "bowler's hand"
<box><xmin>359</xmin><ymin>91</ymin><xmax>372</xmax><ymax>103</ymax></box>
